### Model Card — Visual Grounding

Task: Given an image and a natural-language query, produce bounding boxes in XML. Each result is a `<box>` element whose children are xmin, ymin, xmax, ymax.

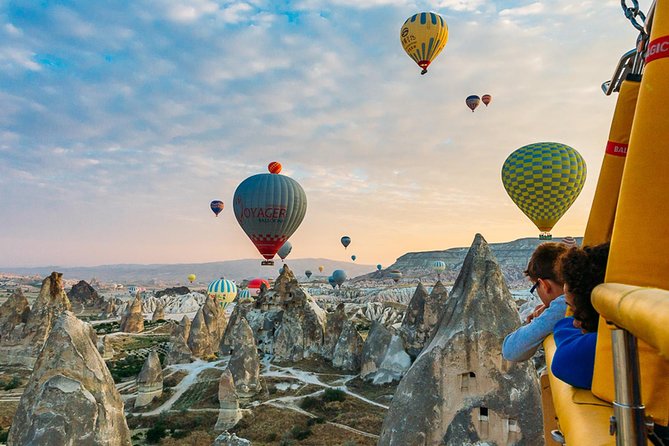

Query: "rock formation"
<box><xmin>0</xmin><ymin>272</ymin><xmax>72</xmax><ymax>367</ymax></box>
<box><xmin>135</xmin><ymin>350</ymin><xmax>163</xmax><ymax>408</ymax></box>
<box><xmin>100</xmin><ymin>299</ymin><xmax>116</xmax><ymax>318</ymax></box>
<box><xmin>220</xmin><ymin>313</ymin><xmax>255</xmax><ymax>356</ymax></box>
<box><xmin>175</xmin><ymin>314</ymin><xmax>191</xmax><ymax>342</ymax></box>
<box><xmin>322</xmin><ymin>303</ymin><xmax>346</xmax><ymax>360</ymax></box>
<box><xmin>203</xmin><ymin>295</ymin><xmax>227</xmax><ymax>347</ymax></box>
<box><xmin>400</xmin><ymin>280</ymin><xmax>448</xmax><ymax>359</ymax></box>
<box><xmin>155</xmin><ymin>286</ymin><xmax>190</xmax><ymax>298</ymax></box>
<box><xmin>213</xmin><ymin>432</ymin><xmax>251</xmax><ymax>446</ymax></box>
<box><xmin>8</xmin><ymin>311</ymin><xmax>131</xmax><ymax>445</ymax></box>
<box><xmin>151</xmin><ymin>300</ymin><xmax>165</xmax><ymax>322</ymax></box>
<box><xmin>332</xmin><ymin>320</ymin><xmax>364</xmax><ymax>372</ymax></box>
<box><xmin>360</xmin><ymin>322</ymin><xmax>411</xmax><ymax>385</ymax></box>
<box><xmin>165</xmin><ymin>334</ymin><xmax>193</xmax><ymax>365</ymax></box>
<box><xmin>0</xmin><ymin>289</ymin><xmax>30</xmax><ymax>341</ymax></box>
<box><xmin>97</xmin><ymin>335</ymin><xmax>115</xmax><ymax>360</ymax></box>
<box><xmin>67</xmin><ymin>280</ymin><xmax>105</xmax><ymax>311</ymax></box>
<box><xmin>378</xmin><ymin>234</ymin><xmax>543</xmax><ymax>445</ymax></box>
<box><xmin>119</xmin><ymin>293</ymin><xmax>144</xmax><ymax>333</ymax></box>
<box><xmin>188</xmin><ymin>307</ymin><xmax>214</xmax><ymax>358</ymax></box>
<box><xmin>227</xmin><ymin>317</ymin><xmax>261</xmax><ymax>397</ymax></box>
<box><xmin>215</xmin><ymin>369</ymin><xmax>242</xmax><ymax>431</ymax></box>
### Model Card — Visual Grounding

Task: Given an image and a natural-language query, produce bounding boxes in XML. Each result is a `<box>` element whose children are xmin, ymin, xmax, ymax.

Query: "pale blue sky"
<box><xmin>0</xmin><ymin>1</ymin><xmax>646</xmax><ymax>266</ymax></box>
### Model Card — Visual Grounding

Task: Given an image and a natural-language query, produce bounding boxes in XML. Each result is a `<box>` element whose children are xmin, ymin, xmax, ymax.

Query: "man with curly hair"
<box><xmin>502</xmin><ymin>242</ymin><xmax>569</xmax><ymax>362</ymax></box>
<box><xmin>550</xmin><ymin>242</ymin><xmax>610</xmax><ymax>389</ymax></box>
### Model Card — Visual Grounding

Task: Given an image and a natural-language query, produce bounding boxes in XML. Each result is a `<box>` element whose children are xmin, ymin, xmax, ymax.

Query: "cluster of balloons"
<box><xmin>465</xmin><ymin>94</ymin><xmax>492</xmax><ymax>112</ymax></box>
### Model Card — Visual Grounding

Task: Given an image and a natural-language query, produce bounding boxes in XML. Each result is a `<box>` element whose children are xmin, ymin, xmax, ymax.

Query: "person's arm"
<box><xmin>502</xmin><ymin>297</ymin><xmax>567</xmax><ymax>362</ymax></box>
<box><xmin>550</xmin><ymin>317</ymin><xmax>597</xmax><ymax>389</ymax></box>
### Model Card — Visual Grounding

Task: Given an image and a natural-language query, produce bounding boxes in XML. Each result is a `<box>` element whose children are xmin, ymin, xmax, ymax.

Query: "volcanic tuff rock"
<box><xmin>360</xmin><ymin>322</ymin><xmax>411</xmax><ymax>385</ymax></box>
<box><xmin>100</xmin><ymin>299</ymin><xmax>116</xmax><ymax>318</ymax></box>
<box><xmin>97</xmin><ymin>335</ymin><xmax>115</xmax><ymax>360</ymax></box>
<box><xmin>0</xmin><ymin>288</ymin><xmax>30</xmax><ymax>341</ymax></box>
<box><xmin>332</xmin><ymin>320</ymin><xmax>364</xmax><ymax>372</ymax></box>
<box><xmin>135</xmin><ymin>350</ymin><xmax>163</xmax><ymax>408</ymax></box>
<box><xmin>400</xmin><ymin>281</ymin><xmax>448</xmax><ymax>359</ymax></box>
<box><xmin>143</xmin><ymin>292</ymin><xmax>207</xmax><ymax>315</ymax></box>
<box><xmin>378</xmin><ymin>234</ymin><xmax>543</xmax><ymax>446</ymax></box>
<box><xmin>0</xmin><ymin>272</ymin><xmax>72</xmax><ymax>367</ymax></box>
<box><xmin>175</xmin><ymin>314</ymin><xmax>191</xmax><ymax>342</ymax></box>
<box><xmin>322</xmin><ymin>303</ymin><xmax>346</xmax><ymax>360</ymax></box>
<box><xmin>203</xmin><ymin>296</ymin><xmax>227</xmax><ymax>346</ymax></box>
<box><xmin>215</xmin><ymin>369</ymin><xmax>242</xmax><ymax>431</ymax></box>
<box><xmin>165</xmin><ymin>334</ymin><xmax>193</xmax><ymax>365</ymax></box>
<box><xmin>155</xmin><ymin>286</ymin><xmax>191</xmax><ymax>298</ymax></box>
<box><xmin>188</xmin><ymin>307</ymin><xmax>214</xmax><ymax>358</ymax></box>
<box><xmin>67</xmin><ymin>280</ymin><xmax>105</xmax><ymax>310</ymax></box>
<box><xmin>8</xmin><ymin>311</ymin><xmax>131</xmax><ymax>446</ymax></box>
<box><xmin>151</xmin><ymin>300</ymin><xmax>165</xmax><ymax>322</ymax></box>
<box><xmin>119</xmin><ymin>293</ymin><xmax>144</xmax><ymax>333</ymax></box>
<box><xmin>213</xmin><ymin>432</ymin><xmax>251</xmax><ymax>446</ymax></box>
<box><xmin>227</xmin><ymin>317</ymin><xmax>261</xmax><ymax>398</ymax></box>
<box><xmin>219</xmin><ymin>313</ymin><xmax>256</xmax><ymax>356</ymax></box>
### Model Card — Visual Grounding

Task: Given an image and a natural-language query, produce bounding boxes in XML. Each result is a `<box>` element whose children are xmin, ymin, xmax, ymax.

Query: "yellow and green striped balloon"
<box><xmin>400</xmin><ymin>12</ymin><xmax>448</xmax><ymax>75</ymax></box>
<box><xmin>501</xmin><ymin>142</ymin><xmax>586</xmax><ymax>238</ymax></box>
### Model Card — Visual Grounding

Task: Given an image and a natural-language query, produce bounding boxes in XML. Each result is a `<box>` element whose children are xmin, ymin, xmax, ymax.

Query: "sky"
<box><xmin>0</xmin><ymin>0</ymin><xmax>647</xmax><ymax>267</ymax></box>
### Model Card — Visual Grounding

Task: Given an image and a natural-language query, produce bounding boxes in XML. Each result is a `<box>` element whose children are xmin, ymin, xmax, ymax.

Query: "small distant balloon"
<box><xmin>561</xmin><ymin>236</ymin><xmax>577</xmax><ymax>247</ymax></box>
<box><xmin>305</xmin><ymin>270</ymin><xmax>312</xmax><ymax>279</ymax></box>
<box><xmin>351</xmin><ymin>255</ymin><xmax>356</xmax><ymax>261</ymax></box>
<box><xmin>341</xmin><ymin>236</ymin><xmax>351</xmax><ymax>249</ymax></box>
<box><xmin>481</xmin><ymin>94</ymin><xmax>492</xmax><ymax>106</ymax></box>
<box><xmin>466</xmin><ymin>95</ymin><xmax>481</xmax><ymax>112</ymax></box>
<box><xmin>278</xmin><ymin>241</ymin><xmax>292</xmax><ymax>261</ymax></box>
<box><xmin>210</xmin><ymin>200</ymin><xmax>224</xmax><ymax>217</ymax></box>
<box><xmin>377</xmin><ymin>264</ymin><xmax>382</xmax><ymax>271</ymax></box>
<box><xmin>187</xmin><ymin>274</ymin><xmax>196</xmax><ymax>283</ymax></box>
<box><xmin>268</xmin><ymin>161</ymin><xmax>282</xmax><ymax>174</ymax></box>
<box><xmin>389</xmin><ymin>270</ymin><xmax>403</xmax><ymax>283</ymax></box>
<box><xmin>318</xmin><ymin>265</ymin><xmax>324</xmax><ymax>273</ymax></box>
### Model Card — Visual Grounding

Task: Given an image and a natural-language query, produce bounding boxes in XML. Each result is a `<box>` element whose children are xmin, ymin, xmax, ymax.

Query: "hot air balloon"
<box><xmin>351</xmin><ymin>255</ymin><xmax>356</xmax><ymax>261</ymax></box>
<box><xmin>466</xmin><ymin>95</ymin><xmax>480</xmax><ymax>112</ymax></box>
<box><xmin>328</xmin><ymin>276</ymin><xmax>336</xmax><ymax>289</ymax></box>
<box><xmin>187</xmin><ymin>274</ymin><xmax>196</xmax><ymax>284</ymax></box>
<box><xmin>233</xmin><ymin>164</ymin><xmax>307</xmax><ymax>266</ymax></box>
<box><xmin>341</xmin><ymin>236</ymin><xmax>351</xmax><ymax>249</ymax></box>
<box><xmin>237</xmin><ymin>288</ymin><xmax>253</xmax><ymax>302</ymax></box>
<box><xmin>332</xmin><ymin>270</ymin><xmax>347</xmax><ymax>288</ymax></box>
<box><xmin>389</xmin><ymin>270</ymin><xmax>403</xmax><ymax>283</ymax></box>
<box><xmin>278</xmin><ymin>241</ymin><xmax>292</xmax><ymax>261</ymax></box>
<box><xmin>305</xmin><ymin>270</ymin><xmax>312</xmax><ymax>279</ymax></box>
<box><xmin>433</xmin><ymin>261</ymin><xmax>446</xmax><ymax>279</ymax></box>
<box><xmin>482</xmin><ymin>94</ymin><xmax>492</xmax><ymax>106</ymax></box>
<box><xmin>247</xmin><ymin>278</ymin><xmax>271</xmax><ymax>295</ymax></box>
<box><xmin>561</xmin><ymin>236</ymin><xmax>577</xmax><ymax>247</ymax></box>
<box><xmin>207</xmin><ymin>277</ymin><xmax>238</xmax><ymax>308</ymax></box>
<box><xmin>377</xmin><ymin>264</ymin><xmax>382</xmax><ymax>271</ymax></box>
<box><xmin>210</xmin><ymin>200</ymin><xmax>224</xmax><ymax>217</ymax></box>
<box><xmin>318</xmin><ymin>265</ymin><xmax>324</xmax><ymax>273</ymax></box>
<box><xmin>501</xmin><ymin>142</ymin><xmax>586</xmax><ymax>240</ymax></box>
<box><xmin>400</xmin><ymin>12</ymin><xmax>449</xmax><ymax>75</ymax></box>
<box><xmin>268</xmin><ymin>161</ymin><xmax>282</xmax><ymax>174</ymax></box>
<box><xmin>278</xmin><ymin>266</ymin><xmax>285</xmax><ymax>275</ymax></box>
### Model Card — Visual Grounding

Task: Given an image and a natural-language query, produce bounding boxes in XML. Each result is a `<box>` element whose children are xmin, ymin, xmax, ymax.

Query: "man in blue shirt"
<box><xmin>503</xmin><ymin>243</ymin><xmax>568</xmax><ymax>362</ymax></box>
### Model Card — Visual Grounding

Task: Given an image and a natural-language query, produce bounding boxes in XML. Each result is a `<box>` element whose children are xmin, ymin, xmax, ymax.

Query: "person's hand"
<box><xmin>526</xmin><ymin>303</ymin><xmax>546</xmax><ymax>323</ymax></box>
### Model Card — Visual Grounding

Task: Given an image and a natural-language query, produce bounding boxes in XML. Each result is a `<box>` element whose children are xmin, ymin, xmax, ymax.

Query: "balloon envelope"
<box><xmin>207</xmin><ymin>278</ymin><xmax>237</xmax><ymax>308</ymax></box>
<box><xmin>278</xmin><ymin>241</ymin><xmax>292</xmax><ymax>260</ymax></box>
<box><xmin>328</xmin><ymin>276</ymin><xmax>336</xmax><ymax>288</ymax></box>
<box><xmin>400</xmin><ymin>12</ymin><xmax>449</xmax><ymax>74</ymax></box>
<box><xmin>187</xmin><ymin>274</ymin><xmax>196</xmax><ymax>283</ymax></box>
<box><xmin>268</xmin><ymin>161</ymin><xmax>282</xmax><ymax>174</ymax></box>
<box><xmin>501</xmin><ymin>142</ymin><xmax>586</xmax><ymax>237</ymax></box>
<box><xmin>377</xmin><ymin>264</ymin><xmax>382</xmax><ymax>271</ymax></box>
<box><xmin>332</xmin><ymin>269</ymin><xmax>347</xmax><ymax>286</ymax></box>
<box><xmin>233</xmin><ymin>171</ymin><xmax>307</xmax><ymax>262</ymax></box>
<box><xmin>466</xmin><ymin>95</ymin><xmax>481</xmax><ymax>112</ymax></box>
<box><xmin>351</xmin><ymin>255</ymin><xmax>356</xmax><ymax>261</ymax></box>
<box><xmin>389</xmin><ymin>270</ymin><xmax>403</xmax><ymax>283</ymax></box>
<box><xmin>247</xmin><ymin>278</ymin><xmax>271</xmax><ymax>295</ymax></box>
<box><xmin>237</xmin><ymin>288</ymin><xmax>253</xmax><ymax>302</ymax></box>
<box><xmin>210</xmin><ymin>200</ymin><xmax>224</xmax><ymax>217</ymax></box>
<box><xmin>305</xmin><ymin>270</ymin><xmax>312</xmax><ymax>278</ymax></box>
<box><xmin>318</xmin><ymin>265</ymin><xmax>324</xmax><ymax>273</ymax></box>
<box><xmin>340</xmin><ymin>236</ymin><xmax>351</xmax><ymax>249</ymax></box>
<box><xmin>482</xmin><ymin>94</ymin><xmax>492</xmax><ymax>106</ymax></box>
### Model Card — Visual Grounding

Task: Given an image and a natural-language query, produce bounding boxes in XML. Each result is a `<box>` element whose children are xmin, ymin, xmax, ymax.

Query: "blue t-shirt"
<box><xmin>502</xmin><ymin>295</ymin><xmax>567</xmax><ymax>362</ymax></box>
<box><xmin>551</xmin><ymin>317</ymin><xmax>597</xmax><ymax>389</ymax></box>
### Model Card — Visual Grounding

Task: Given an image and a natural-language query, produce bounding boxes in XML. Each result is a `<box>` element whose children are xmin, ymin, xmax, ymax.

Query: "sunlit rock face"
<box><xmin>360</xmin><ymin>322</ymin><xmax>411</xmax><ymax>385</ymax></box>
<box><xmin>97</xmin><ymin>335</ymin><xmax>115</xmax><ymax>360</ymax></box>
<box><xmin>67</xmin><ymin>280</ymin><xmax>105</xmax><ymax>311</ymax></box>
<box><xmin>379</xmin><ymin>234</ymin><xmax>543</xmax><ymax>446</ymax></box>
<box><xmin>322</xmin><ymin>303</ymin><xmax>346</xmax><ymax>360</ymax></box>
<box><xmin>332</xmin><ymin>320</ymin><xmax>364</xmax><ymax>372</ymax></box>
<box><xmin>151</xmin><ymin>300</ymin><xmax>165</xmax><ymax>322</ymax></box>
<box><xmin>400</xmin><ymin>280</ymin><xmax>449</xmax><ymax>359</ymax></box>
<box><xmin>215</xmin><ymin>369</ymin><xmax>242</xmax><ymax>431</ymax></box>
<box><xmin>8</xmin><ymin>311</ymin><xmax>131</xmax><ymax>446</ymax></box>
<box><xmin>213</xmin><ymin>431</ymin><xmax>251</xmax><ymax>446</ymax></box>
<box><xmin>202</xmin><ymin>295</ymin><xmax>227</xmax><ymax>347</ymax></box>
<box><xmin>175</xmin><ymin>314</ymin><xmax>191</xmax><ymax>342</ymax></box>
<box><xmin>188</xmin><ymin>307</ymin><xmax>214</xmax><ymax>358</ymax></box>
<box><xmin>135</xmin><ymin>350</ymin><xmax>163</xmax><ymax>408</ymax></box>
<box><xmin>0</xmin><ymin>272</ymin><xmax>72</xmax><ymax>367</ymax></box>
<box><xmin>165</xmin><ymin>334</ymin><xmax>193</xmax><ymax>365</ymax></box>
<box><xmin>119</xmin><ymin>293</ymin><xmax>144</xmax><ymax>333</ymax></box>
<box><xmin>227</xmin><ymin>317</ymin><xmax>261</xmax><ymax>398</ymax></box>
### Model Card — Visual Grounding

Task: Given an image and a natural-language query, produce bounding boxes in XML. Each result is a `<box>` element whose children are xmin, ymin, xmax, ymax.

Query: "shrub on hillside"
<box><xmin>322</xmin><ymin>388</ymin><xmax>346</xmax><ymax>402</ymax></box>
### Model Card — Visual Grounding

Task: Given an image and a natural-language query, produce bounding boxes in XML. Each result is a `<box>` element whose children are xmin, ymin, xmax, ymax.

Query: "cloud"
<box><xmin>499</xmin><ymin>2</ymin><xmax>543</xmax><ymax>17</ymax></box>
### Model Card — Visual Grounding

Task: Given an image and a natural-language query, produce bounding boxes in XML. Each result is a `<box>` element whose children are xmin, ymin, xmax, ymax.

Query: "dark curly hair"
<box><xmin>525</xmin><ymin>242</ymin><xmax>568</xmax><ymax>284</ymax></box>
<box><xmin>556</xmin><ymin>243</ymin><xmax>610</xmax><ymax>332</ymax></box>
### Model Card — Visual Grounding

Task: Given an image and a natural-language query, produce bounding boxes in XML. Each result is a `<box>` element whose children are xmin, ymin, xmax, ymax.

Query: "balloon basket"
<box><xmin>539</xmin><ymin>232</ymin><xmax>553</xmax><ymax>240</ymax></box>
<box><xmin>261</xmin><ymin>260</ymin><xmax>274</xmax><ymax>266</ymax></box>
